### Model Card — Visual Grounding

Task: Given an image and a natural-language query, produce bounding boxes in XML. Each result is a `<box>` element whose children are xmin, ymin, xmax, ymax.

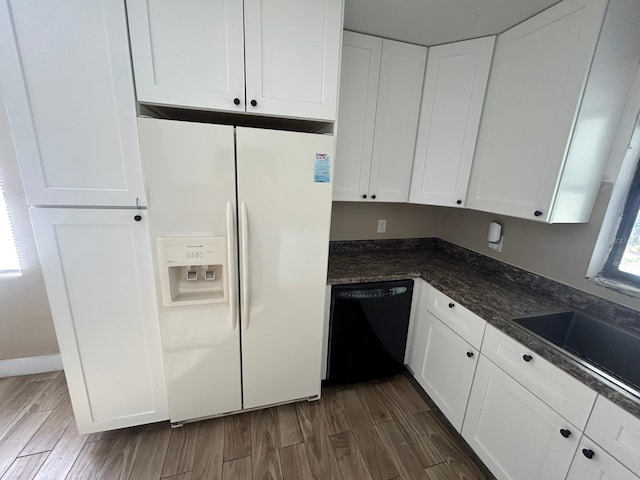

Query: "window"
<box><xmin>602</xmin><ymin>161</ymin><xmax>640</xmax><ymax>284</ymax></box>
<box><xmin>0</xmin><ymin>188</ymin><xmax>20</xmax><ymax>275</ymax></box>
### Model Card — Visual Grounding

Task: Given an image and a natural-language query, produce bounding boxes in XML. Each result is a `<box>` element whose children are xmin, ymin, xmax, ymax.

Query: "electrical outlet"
<box><xmin>377</xmin><ymin>219</ymin><xmax>387</xmax><ymax>233</ymax></box>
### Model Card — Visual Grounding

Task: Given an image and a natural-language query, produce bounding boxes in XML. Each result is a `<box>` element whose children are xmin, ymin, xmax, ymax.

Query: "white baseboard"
<box><xmin>0</xmin><ymin>354</ymin><xmax>63</xmax><ymax>378</ymax></box>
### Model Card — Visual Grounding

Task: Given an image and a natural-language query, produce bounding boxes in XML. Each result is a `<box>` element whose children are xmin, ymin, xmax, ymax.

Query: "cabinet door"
<box><xmin>567</xmin><ymin>438</ymin><xmax>640</xmax><ymax>480</ymax></box>
<box><xmin>237</xmin><ymin>128</ymin><xmax>333</xmax><ymax>409</ymax></box>
<box><xmin>416</xmin><ymin>312</ymin><xmax>479</xmax><ymax>432</ymax></box>
<box><xmin>127</xmin><ymin>0</ymin><xmax>245</xmax><ymax>113</ymax></box>
<box><xmin>244</xmin><ymin>0</ymin><xmax>342</xmax><ymax>121</ymax></box>
<box><xmin>0</xmin><ymin>0</ymin><xmax>146</xmax><ymax>207</ymax></box>
<box><xmin>463</xmin><ymin>357</ymin><xmax>579</xmax><ymax>480</ymax></box>
<box><xmin>467</xmin><ymin>0</ymin><xmax>607</xmax><ymax>221</ymax></box>
<box><xmin>333</xmin><ymin>32</ymin><xmax>382</xmax><ymax>202</ymax></box>
<box><xmin>409</xmin><ymin>36</ymin><xmax>494</xmax><ymax>207</ymax></box>
<box><xmin>368</xmin><ymin>40</ymin><xmax>427</xmax><ymax>203</ymax></box>
<box><xmin>30</xmin><ymin>208</ymin><xmax>168</xmax><ymax>434</ymax></box>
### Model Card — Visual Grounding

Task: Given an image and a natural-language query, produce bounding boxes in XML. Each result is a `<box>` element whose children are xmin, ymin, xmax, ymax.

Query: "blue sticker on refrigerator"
<box><xmin>314</xmin><ymin>153</ymin><xmax>331</xmax><ymax>183</ymax></box>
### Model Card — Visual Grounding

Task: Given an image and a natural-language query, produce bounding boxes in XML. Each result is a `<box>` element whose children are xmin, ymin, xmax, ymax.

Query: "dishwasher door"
<box><xmin>326</xmin><ymin>279</ymin><xmax>414</xmax><ymax>385</ymax></box>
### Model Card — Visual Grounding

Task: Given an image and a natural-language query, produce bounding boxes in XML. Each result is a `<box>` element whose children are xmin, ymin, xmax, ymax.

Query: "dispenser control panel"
<box><xmin>157</xmin><ymin>237</ymin><xmax>228</xmax><ymax>307</ymax></box>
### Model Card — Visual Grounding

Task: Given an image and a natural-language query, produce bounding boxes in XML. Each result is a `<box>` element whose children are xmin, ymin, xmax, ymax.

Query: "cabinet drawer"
<box><xmin>482</xmin><ymin>324</ymin><xmax>596</xmax><ymax>429</ymax></box>
<box><xmin>567</xmin><ymin>436</ymin><xmax>640</xmax><ymax>480</ymax></box>
<box><xmin>426</xmin><ymin>286</ymin><xmax>486</xmax><ymax>349</ymax></box>
<box><xmin>585</xmin><ymin>396</ymin><xmax>640</xmax><ymax>475</ymax></box>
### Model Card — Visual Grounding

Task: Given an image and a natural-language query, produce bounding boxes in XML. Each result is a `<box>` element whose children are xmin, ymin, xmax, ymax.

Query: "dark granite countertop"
<box><xmin>328</xmin><ymin>239</ymin><xmax>640</xmax><ymax>420</ymax></box>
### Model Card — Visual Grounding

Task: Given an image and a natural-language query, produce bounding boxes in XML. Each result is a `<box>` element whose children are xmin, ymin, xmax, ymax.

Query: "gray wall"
<box><xmin>0</xmin><ymin>92</ymin><xmax>58</xmax><ymax>361</ymax></box>
<box><xmin>330</xmin><ymin>202</ymin><xmax>442</xmax><ymax>240</ymax></box>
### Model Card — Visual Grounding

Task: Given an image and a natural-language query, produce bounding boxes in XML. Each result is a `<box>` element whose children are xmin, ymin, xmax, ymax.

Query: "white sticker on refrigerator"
<box><xmin>314</xmin><ymin>153</ymin><xmax>331</xmax><ymax>183</ymax></box>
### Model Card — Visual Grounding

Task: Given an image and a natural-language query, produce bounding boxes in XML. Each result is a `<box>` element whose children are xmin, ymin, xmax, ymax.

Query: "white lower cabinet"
<box><xmin>462</xmin><ymin>356</ymin><xmax>579</xmax><ymax>480</ymax></box>
<box><xmin>414</xmin><ymin>311</ymin><xmax>478</xmax><ymax>431</ymax></box>
<box><xmin>567</xmin><ymin>437</ymin><xmax>640</xmax><ymax>480</ymax></box>
<box><xmin>406</xmin><ymin>280</ymin><xmax>484</xmax><ymax>432</ymax></box>
<box><xmin>29</xmin><ymin>208</ymin><xmax>168</xmax><ymax>434</ymax></box>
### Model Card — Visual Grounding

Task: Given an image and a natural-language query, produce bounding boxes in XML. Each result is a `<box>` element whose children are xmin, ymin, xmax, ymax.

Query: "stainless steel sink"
<box><xmin>513</xmin><ymin>311</ymin><xmax>640</xmax><ymax>392</ymax></box>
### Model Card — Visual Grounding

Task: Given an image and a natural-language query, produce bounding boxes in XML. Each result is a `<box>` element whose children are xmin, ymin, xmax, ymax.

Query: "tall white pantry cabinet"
<box><xmin>0</xmin><ymin>0</ymin><xmax>168</xmax><ymax>433</ymax></box>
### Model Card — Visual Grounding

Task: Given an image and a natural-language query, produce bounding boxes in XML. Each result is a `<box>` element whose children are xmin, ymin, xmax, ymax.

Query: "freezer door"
<box><xmin>138</xmin><ymin>118</ymin><xmax>242</xmax><ymax>421</ymax></box>
<box><xmin>237</xmin><ymin>127</ymin><xmax>333</xmax><ymax>409</ymax></box>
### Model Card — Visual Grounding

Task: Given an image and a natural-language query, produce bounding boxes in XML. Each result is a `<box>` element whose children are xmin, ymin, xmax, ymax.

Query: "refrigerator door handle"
<box><xmin>240</xmin><ymin>201</ymin><xmax>250</xmax><ymax>329</ymax></box>
<box><xmin>226</xmin><ymin>201</ymin><xmax>238</xmax><ymax>331</ymax></box>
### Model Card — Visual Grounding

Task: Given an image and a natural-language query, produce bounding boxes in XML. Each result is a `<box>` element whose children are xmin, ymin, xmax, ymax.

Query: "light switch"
<box><xmin>187</xmin><ymin>270</ymin><xmax>197</xmax><ymax>280</ymax></box>
<box><xmin>377</xmin><ymin>219</ymin><xmax>387</xmax><ymax>233</ymax></box>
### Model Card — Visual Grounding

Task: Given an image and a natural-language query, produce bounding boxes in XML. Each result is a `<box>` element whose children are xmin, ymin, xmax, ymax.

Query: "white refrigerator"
<box><xmin>138</xmin><ymin>118</ymin><xmax>334</xmax><ymax>423</ymax></box>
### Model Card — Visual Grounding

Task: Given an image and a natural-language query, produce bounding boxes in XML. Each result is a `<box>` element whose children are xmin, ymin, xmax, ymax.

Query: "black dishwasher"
<box><xmin>326</xmin><ymin>279</ymin><xmax>414</xmax><ymax>385</ymax></box>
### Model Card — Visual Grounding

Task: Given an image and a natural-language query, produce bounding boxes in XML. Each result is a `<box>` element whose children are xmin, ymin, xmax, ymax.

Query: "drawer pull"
<box><xmin>466</xmin><ymin>351</ymin><xmax>474</xmax><ymax>358</ymax></box>
<box><xmin>559</xmin><ymin>428</ymin><xmax>571</xmax><ymax>438</ymax></box>
<box><xmin>522</xmin><ymin>354</ymin><xmax>533</xmax><ymax>362</ymax></box>
<box><xmin>448</xmin><ymin>302</ymin><xmax>455</xmax><ymax>308</ymax></box>
<box><xmin>582</xmin><ymin>448</ymin><xmax>595</xmax><ymax>459</ymax></box>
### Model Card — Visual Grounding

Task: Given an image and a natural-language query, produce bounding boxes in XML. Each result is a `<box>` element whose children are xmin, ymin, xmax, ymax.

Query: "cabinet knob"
<box><xmin>233</xmin><ymin>97</ymin><xmax>241</xmax><ymax>105</ymax></box>
<box><xmin>250</xmin><ymin>99</ymin><xmax>258</xmax><ymax>107</ymax></box>
<box><xmin>134</xmin><ymin>215</ymin><xmax>142</xmax><ymax>222</ymax></box>
<box><xmin>371</xmin><ymin>194</ymin><xmax>377</xmax><ymax>199</ymax></box>
<box><xmin>448</xmin><ymin>302</ymin><xmax>455</xmax><ymax>308</ymax></box>
<box><xmin>362</xmin><ymin>194</ymin><xmax>367</xmax><ymax>199</ymax></box>
<box><xmin>560</xmin><ymin>428</ymin><xmax>571</xmax><ymax>438</ymax></box>
<box><xmin>456</xmin><ymin>199</ymin><xmax>462</xmax><ymax>205</ymax></box>
<box><xmin>534</xmin><ymin>210</ymin><xmax>543</xmax><ymax>217</ymax></box>
<box><xmin>466</xmin><ymin>351</ymin><xmax>474</xmax><ymax>358</ymax></box>
<box><xmin>522</xmin><ymin>354</ymin><xmax>533</xmax><ymax>362</ymax></box>
<box><xmin>582</xmin><ymin>449</ymin><xmax>595</xmax><ymax>459</ymax></box>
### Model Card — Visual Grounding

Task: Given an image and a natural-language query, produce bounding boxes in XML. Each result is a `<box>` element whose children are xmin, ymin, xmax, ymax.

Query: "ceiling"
<box><xmin>343</xmin><ymin>0</ymin><xmax>563</xmax><ymax>46</ymax></box>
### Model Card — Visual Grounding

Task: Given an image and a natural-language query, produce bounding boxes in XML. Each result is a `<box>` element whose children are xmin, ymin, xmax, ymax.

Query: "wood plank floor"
<box><xmin>0</xmin><ymin>371</ymin><xmax>490</xmax><ymax>479</ymax></box>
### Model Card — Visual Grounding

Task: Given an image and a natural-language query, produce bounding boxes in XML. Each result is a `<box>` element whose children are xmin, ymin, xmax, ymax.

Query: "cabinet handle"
<box><xmin>371</xmin><ymin>194</ymin><xmax>377</xmax><ymax>199</ymax></box>
<box><xmin>362</xmin><ymin>194</ymin><xmax>367</xmax><ymax>199</ymax></box>
<box><xmin>250</xmin><ymin>99</ymin><xmax>258</xmax><ymax>107</ymax></box>
<box><xmin>560</xmin><ymin>429</ymin><xmax>571</xmax><ymax>438</ymax></box>
<box><xmin>466</xmin><ymin>351</ymin><xmax>474</xmax><ymax>358</ymax></box>
<box><xmin>522</xmin><ymin>354</ymin><xmax>533</xmax><ymax>362</ymax></box>
<box><xmin>233</xmin><ymin>97</ymin><xmax>241</xmax><ymax>105</ymax></box>
<box><xmin>134</xmin><ymin>215</ymin><xmax>142</xmax><ymax>222</ymax></box>
<box><xmin>448</xmin><ymin>302</ymin><xmax>455</xmax><ymax>308</ymax></box>
<box><xmin>456</xmin><ymin>200</ymin><xmax>462</xmax><ymax>205</ymax></box>
<box><xmin>534</xmin><ymin>210</ymin><xmax>543</xmax><ymax>217</ymax></box>
<box><xmin>582</xmin><ymin>449</ymin><xmax>595</xmax><ymax>459</ymax></box>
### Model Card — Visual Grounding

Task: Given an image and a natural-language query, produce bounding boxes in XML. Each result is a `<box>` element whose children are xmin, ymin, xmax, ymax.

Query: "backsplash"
<box><xmin>328</xmin><ymin>237</ymin><xmax>436</xmax><ymax>253</ymax></box>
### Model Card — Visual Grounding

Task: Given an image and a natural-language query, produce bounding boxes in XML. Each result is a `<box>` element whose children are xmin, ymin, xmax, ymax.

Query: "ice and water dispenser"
<box><xmin>157</xmin><ymin>237</ymin><xmax>228</xmax><ymax>306</ymax></box>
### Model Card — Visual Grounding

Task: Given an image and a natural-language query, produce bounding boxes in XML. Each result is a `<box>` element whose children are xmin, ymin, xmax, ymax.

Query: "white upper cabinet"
<box><xmin>126</xmin><ymin>0</ymin><xmax>246</xmax><ymax>114</ymax></box>
<box><xmin>127</xmin><ymin>0</ymin><xmax>343</xmax><ymax>121</ymax></box>
<box><xmin>467</xmin><ymin>0</ymin><xmax>640</xmax><ymax>223</ymax></box>
<box><xmin>0</xmin><ymin>0</ymin><xmax>146</xmax><ymax>207</ymax></box>
<box><xmin>409</xmin><ymin>36</ymin><xmax>494</xmax><ymax>207</ymax></box>
<box><xmin>333</xmin><ymin>32</ymin><xmax>382</xmax><ymax>201</ymax></box>
<box><xmin>243</xmin><ymin>0</ymin><xmax>342</xmax><ymax>120</ymax></box>
<box><xmin>334</xmin><ymin>32</ymin><xmax>427</xmax><ymax>202</ymax></box>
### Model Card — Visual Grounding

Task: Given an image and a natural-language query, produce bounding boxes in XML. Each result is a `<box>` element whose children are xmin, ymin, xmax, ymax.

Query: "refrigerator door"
<box><xmin>237</xmin><ymin>127</ymin><xmax>334</xmax><ymax>409</ymax></box>
<box><xmin>138</xmin><ymin>118</ymin><xmax>242</xmax><ymax>421</ymax></box>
